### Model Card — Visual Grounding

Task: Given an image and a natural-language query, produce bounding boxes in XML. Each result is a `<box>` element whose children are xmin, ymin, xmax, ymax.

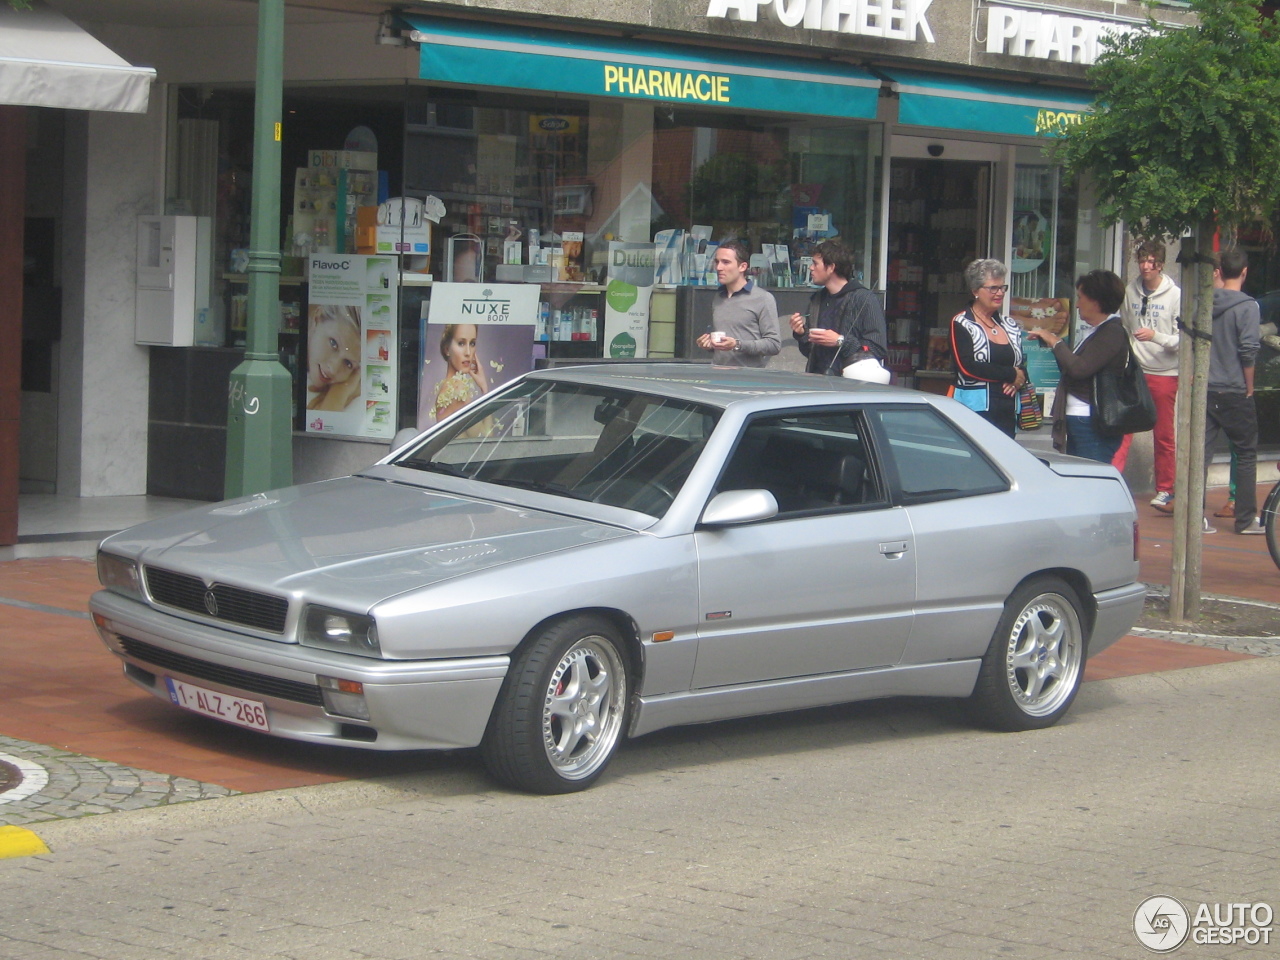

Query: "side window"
<box><xmin>717</xmin><ymin>409</ymin><xmax>883</xmax><ymax>516</ymax></box>
<box><xmin>874</xmin><ymin>407</ymin><xmax>1009</xmax><ymax>503</ymax></box>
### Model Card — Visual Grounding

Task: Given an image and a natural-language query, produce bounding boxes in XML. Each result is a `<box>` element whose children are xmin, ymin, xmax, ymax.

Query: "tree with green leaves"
<box><xmin>1054</xmin><ymin>0</ymin><xmax>1280</xmax><ymax>620</ymax></box>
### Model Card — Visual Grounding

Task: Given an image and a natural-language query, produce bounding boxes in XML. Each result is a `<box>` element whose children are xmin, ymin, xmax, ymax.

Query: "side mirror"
<box><xmin>390</xmin><ymin>427</ymin><xmax>420</xmax><ymax>453</ymax></box>
<box><xmin>699</xmin><ymin>489</ymin><xmax>778</xmax><ymax>527</ymax></box>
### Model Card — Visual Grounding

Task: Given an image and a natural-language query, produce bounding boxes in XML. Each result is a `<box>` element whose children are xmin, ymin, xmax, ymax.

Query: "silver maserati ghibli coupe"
<box><xmin>91</xmin><ymin>363</ymin><xmax>1144</xmax><ymax>793</ymax></box>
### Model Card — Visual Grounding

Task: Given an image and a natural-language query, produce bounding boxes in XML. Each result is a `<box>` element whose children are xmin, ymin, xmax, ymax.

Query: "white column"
<box><xmin>60</xmin><ymin>91</ymin><xmax>164</xmax><ymax>496</ymax></box>
<box><xmin>616</xmin><ymin>102</ymin><xmax>655</xmax><ymax>242</ymax></box>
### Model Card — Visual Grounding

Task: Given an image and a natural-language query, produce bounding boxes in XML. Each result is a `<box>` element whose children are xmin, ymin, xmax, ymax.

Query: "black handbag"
<box><xmin>1092</xmin><ymin>338</ymin><xmax>1157</xmax><ymax>437</ymax></box>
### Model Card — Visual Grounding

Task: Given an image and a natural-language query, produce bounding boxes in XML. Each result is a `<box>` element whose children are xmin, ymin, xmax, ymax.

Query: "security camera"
<box><xmin>927</xmin><ymin>144</ymin><xmax>944</xmax><ymax>157</ymax></box>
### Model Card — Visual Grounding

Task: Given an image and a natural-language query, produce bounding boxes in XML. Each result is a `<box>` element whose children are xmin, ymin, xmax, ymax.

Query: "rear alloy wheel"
<box><xmin>482</xmin><ymin>615</ymin><xmax>629</xmax><ymax>793</ymax></box>
<box><xmin>969</xmin><ymin>577</ymin><xmax>1086</xmax><ymax>731</ymax></box>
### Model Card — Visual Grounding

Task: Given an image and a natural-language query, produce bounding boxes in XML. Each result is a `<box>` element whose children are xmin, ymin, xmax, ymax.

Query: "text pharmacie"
<box><xmin>603</xmin><ymin>66</ymin><xmax>730</xmax><ymax>103</ymax></box>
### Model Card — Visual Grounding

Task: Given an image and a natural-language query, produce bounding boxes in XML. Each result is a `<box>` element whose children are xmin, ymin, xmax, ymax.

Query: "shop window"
<box><xmin>654</xmin><ymin>112</ymin><xmax>880</xmax><ymax>289</ymax></box>
<box><xmin>1009</xmin><ymin>157</ymin><xmax>1110</xmax><ymax>392</ymax></box>
<box><xmin>403</xmin><ymin>91</ymin><xmax>881</xmax><ymax>431</ymax></box>
<box><xmin>169</xmin><ymin>83</ymin><xmax>882</xmax><ymax>448</ymax></box>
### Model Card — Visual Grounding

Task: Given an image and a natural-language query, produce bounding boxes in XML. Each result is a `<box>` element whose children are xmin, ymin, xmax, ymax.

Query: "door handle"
<box><xmin>878</xmin><ymin>541</ymin><xmax>909</xmax><ymax>558</ymax></box>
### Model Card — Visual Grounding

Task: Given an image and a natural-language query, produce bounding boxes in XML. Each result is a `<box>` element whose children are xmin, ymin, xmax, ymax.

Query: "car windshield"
<box><xmin>396</xmin><ymin>378</ymin><xmax>720</xmax><ymax>516</ymax></box>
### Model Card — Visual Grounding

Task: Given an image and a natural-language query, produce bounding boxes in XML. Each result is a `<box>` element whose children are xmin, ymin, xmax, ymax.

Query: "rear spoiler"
<box><xmin>1036</xmin><ymin>452</ymin><xmax>1124</xmax><ymax>480</ymax></box>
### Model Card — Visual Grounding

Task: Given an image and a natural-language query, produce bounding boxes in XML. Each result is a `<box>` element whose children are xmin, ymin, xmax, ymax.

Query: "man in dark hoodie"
<box><xmin>1206</xmin><ymin>249</ymin><xmax>1263</xmax><ymax>535</ymax></box>
<box><xmin>788</xmin><ymin>239</ymin><xmax>888</xmax><ymax>376</ymax></box>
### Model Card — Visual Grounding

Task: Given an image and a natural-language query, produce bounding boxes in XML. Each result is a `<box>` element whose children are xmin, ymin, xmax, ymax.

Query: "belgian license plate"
<box><xmin>164</xmin><ymin>677</ymin><xmax>270</xmax><ymax>732</ymax></box>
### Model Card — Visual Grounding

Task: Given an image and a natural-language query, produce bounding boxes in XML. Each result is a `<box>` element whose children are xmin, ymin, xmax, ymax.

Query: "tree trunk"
<box><xmin>1170</xmin><ymin>218</ymin><xmax>1216</xmax><ymax>621</ymax></box>
<box><xmin>1168</xmin><ymin>233</ymin><xmax>1198</xmax><ymax>621</ymax></box>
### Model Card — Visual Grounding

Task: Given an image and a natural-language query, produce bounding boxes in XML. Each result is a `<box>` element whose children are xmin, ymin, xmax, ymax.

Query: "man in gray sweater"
<box><xmin>1206</xmin><ymin>249</ymin><xmax>1263</xmax><ymax>534</ymax></box>
<box><xmin>697</xmin><ymin>240</ymin><xmax>781</xmax><ymax>367</ymax></box>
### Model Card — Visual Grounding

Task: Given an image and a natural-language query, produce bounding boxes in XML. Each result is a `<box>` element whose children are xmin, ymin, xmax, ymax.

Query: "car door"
<box><xmin>869</xmin><ymin>405</ymin><xmax>1016</xmax><ymax>666</ymax></box>
<box><xmin>691</xmin><ymin>408</ymin><xmax>916</xmax><ymax>689</ymax></box>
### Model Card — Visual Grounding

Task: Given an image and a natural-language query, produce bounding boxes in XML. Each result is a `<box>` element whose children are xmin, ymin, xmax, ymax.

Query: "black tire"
<box><xmin>1263</xmin><ymin>479</ymin><xmax>1280</xmax><ymax>573</ymax></box>
<box><xmin>481</xmin><ymin>614</ymin><xmax>629</xmax><ymax>794</ymax></box>
<box><xmin>968</xmin><ymin>576</ymin><xmax>1086</xmax><ymax>731</ymax></box>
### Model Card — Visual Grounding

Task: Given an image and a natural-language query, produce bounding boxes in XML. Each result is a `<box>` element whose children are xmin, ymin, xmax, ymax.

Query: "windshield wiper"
<box><xmin>489</xmin><ymin>477</ymin><xmax>592</xmax><ymax>502</ymax></box>
<box><xmin>399</xmin><ymin>459</ymin><xmax>472</xmax><ymax>478</ymax></box>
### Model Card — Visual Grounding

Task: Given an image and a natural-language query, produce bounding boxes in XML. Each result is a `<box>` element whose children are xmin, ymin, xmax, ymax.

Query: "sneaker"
<box><xmin>1202</xmin><ymin>517</ymin><xmax>1217</xmax><ymax>535</ymax></box>
<box><xmin>1213</xmin><ymin>500</ymin><xmax>1236</xmax><ymax>518</ymax></box>
<box><xmin>1237</xmin><ymin>518</ymin><xmax>1265</xmax><ymax>535</ymax></box>
<box><xmin>1150</xmin><ymin>491</ymin><xmax>1173</xmax><ymax>509</ymax></box>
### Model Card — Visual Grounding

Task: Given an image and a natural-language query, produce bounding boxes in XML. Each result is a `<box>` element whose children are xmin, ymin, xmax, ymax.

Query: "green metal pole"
<box><xmin>225</xmin><ymin>0</ymin><xmax>292</xmax><ymax>499</ymax></box>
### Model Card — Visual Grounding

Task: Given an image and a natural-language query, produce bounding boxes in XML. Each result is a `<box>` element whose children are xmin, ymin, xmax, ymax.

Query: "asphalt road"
<box><xmin>3</xmin><ymin>657</ymin><xmax>1278</xmax><ymax>960</ymax></box>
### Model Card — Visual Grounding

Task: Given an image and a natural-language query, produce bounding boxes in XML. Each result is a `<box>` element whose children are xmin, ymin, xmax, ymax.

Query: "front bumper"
<box><xmin>90</xmin><ymin>590</ymin><xmax>508</xmax><ymax>751</ymax></box>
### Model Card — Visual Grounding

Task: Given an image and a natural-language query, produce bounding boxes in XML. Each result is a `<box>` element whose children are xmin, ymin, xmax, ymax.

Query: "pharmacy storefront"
<box><xmin>39</xmin><ymin>0</ymin><xmax>1193</xmax><ymax>502</ymax></box>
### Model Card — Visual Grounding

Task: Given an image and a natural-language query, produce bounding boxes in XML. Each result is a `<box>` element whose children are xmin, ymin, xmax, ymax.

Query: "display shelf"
<box><xmin>222</xmin><ymin>273</ymin><xmax>306</xmax><ymax>285</ymax></box>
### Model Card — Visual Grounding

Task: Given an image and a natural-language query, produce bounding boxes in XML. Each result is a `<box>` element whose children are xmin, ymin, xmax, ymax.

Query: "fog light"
<box><xmin>91</xmin><ymin>612</ymin><xmax>116</xmax><ymax>643</ymax></box>
<box><xmin>318</xmin><ymin>676</ymin><xmax>370</xmax><ymax>721</ymax></box>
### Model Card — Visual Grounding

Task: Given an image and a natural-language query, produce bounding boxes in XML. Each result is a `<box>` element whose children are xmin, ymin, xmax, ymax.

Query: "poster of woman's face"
<box><xmin>417</xmin><ymin>320</ymin><xmax>535</xmax><ymax>430</ymax></box>
<box><xmin>306</xmin><ymin>304</ymin><xmax>362</xmax><ymax>411</ymax></box>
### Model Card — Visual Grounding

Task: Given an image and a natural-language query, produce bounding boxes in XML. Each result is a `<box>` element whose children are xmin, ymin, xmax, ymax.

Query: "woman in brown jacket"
<box><xmin>1027</xmin><ymin>270</ymin><xmax>1130</xmax><ymax>462</ymax></box>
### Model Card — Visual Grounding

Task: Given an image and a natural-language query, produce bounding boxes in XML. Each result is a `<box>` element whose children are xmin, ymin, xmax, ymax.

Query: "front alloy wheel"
<box><xmin>482</xmin><ymin>615</ymin><xmax>629</xmax><ymax>793</ymax></box>
<box><xmin>970</xmin><ymin>577</ymin><xmax>1086</xmax><ymax>731</ymax></box>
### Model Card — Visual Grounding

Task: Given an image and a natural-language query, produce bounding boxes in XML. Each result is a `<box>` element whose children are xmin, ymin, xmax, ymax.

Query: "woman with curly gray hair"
<box><xmin>949</xmin><ymin>258</ymin><xmax>1027</xmax><ymax>437</ymax></box>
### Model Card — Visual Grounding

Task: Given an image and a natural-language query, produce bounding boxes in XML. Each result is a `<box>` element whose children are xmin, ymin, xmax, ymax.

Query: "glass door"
<box><xmin>886</xmin><ymin>157</ymin><xmax>991</xmax><ymax>384</ymax></box>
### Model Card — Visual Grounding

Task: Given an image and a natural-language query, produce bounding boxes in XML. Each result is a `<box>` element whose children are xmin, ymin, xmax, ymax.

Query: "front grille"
<box><xmin>119</xmin><ymin>636</ymin><xmax>324</xmax><ymax>706</ymax></box>
<box><xmin>145</xmin><ymin>566</ymin><xmax>289</xmax><ymax>634</ymax></box>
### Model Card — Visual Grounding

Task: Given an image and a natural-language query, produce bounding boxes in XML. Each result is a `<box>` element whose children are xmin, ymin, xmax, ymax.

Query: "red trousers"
<box><xmin>1111</xmin><ymin>373</ymin><xmax>1178</xmax><ymax>493</ymax></box>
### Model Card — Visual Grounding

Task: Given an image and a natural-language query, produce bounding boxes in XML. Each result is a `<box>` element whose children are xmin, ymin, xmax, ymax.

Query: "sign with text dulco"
<box><xmin>305</xmin><ymin>255</ymin><xmax>399</xmax><ymax>440</ymax></box>
<box><xmin>604</xmin><ymin>242</ymin><xmax>656</xmax><ymax>359</ymax></box>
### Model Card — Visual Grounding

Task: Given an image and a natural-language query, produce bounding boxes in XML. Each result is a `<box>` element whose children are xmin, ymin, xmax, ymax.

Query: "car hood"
<box><xmin>101</xmin><ymin>477</ymin><xmax>632</xmax><ymax>610</ymax></box>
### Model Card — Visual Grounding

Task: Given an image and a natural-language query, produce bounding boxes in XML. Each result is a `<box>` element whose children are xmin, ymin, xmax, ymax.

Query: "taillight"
<box><xmin>1133</xmin><ymin>520</ymin><xmax>1141</xmax><ymax>561</ymax></box>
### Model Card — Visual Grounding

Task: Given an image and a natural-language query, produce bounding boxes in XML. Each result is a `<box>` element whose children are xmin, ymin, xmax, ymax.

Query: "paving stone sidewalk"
<box><xmin>0</xmin><ymin>736</ymin><xmax>236</xmax><ymax>827</ymax></box>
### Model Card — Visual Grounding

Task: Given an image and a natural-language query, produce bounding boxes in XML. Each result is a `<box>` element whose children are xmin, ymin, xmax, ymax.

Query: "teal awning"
<box><xmin>403</xmin><ymin>16</ymin><xmax>881</xmax><ymax>121</ymax></box>
<box><xmin>888</xmin><ymin>70</ymin><xmax>1092</xmax><ymax>138</ymax></box>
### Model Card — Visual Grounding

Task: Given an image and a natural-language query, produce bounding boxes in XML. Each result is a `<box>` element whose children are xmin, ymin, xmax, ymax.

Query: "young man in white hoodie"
<box><xmin>1118</xmin><ymin>240</ymin><xmax>1181</xmax><ymax>511</ymax></box>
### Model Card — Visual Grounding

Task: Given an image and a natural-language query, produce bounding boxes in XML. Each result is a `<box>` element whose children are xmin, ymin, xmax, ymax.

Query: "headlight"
<box><xmin>97</xmin><ymin>551</ymin><xmax>142</xmax><ymax>600</ymax></box>
<box><xmin>300</xmin><ymin>605</ymin><xmax>381</xmax><ymax>658</ymax></box>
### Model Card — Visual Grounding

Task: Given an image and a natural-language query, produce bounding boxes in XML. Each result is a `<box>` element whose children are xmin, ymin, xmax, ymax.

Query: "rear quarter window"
<box><xmin>874</xmin><ymin>406</ymin><xmax>1010</xmax><ymax>503</ymax></box>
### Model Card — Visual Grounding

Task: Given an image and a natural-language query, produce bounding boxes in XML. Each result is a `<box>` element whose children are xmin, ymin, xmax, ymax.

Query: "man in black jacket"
<box><xmin>789</xmin><ymin>239</ymin><xmax>888</xmax><ymax>376</ymax></box>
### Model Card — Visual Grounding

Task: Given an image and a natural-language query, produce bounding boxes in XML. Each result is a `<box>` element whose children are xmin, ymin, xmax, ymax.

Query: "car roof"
<box><xmin>526</xmin><ymin>362</ymin><xmax>928</xmax><ymax>411</ymax></box>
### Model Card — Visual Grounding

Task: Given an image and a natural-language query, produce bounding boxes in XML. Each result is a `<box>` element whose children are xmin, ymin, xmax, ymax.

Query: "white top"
<box><xmin>1064</xmin><ymin>319</ymin><xmax>1111</xmax><ymax>417</ymax></box>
